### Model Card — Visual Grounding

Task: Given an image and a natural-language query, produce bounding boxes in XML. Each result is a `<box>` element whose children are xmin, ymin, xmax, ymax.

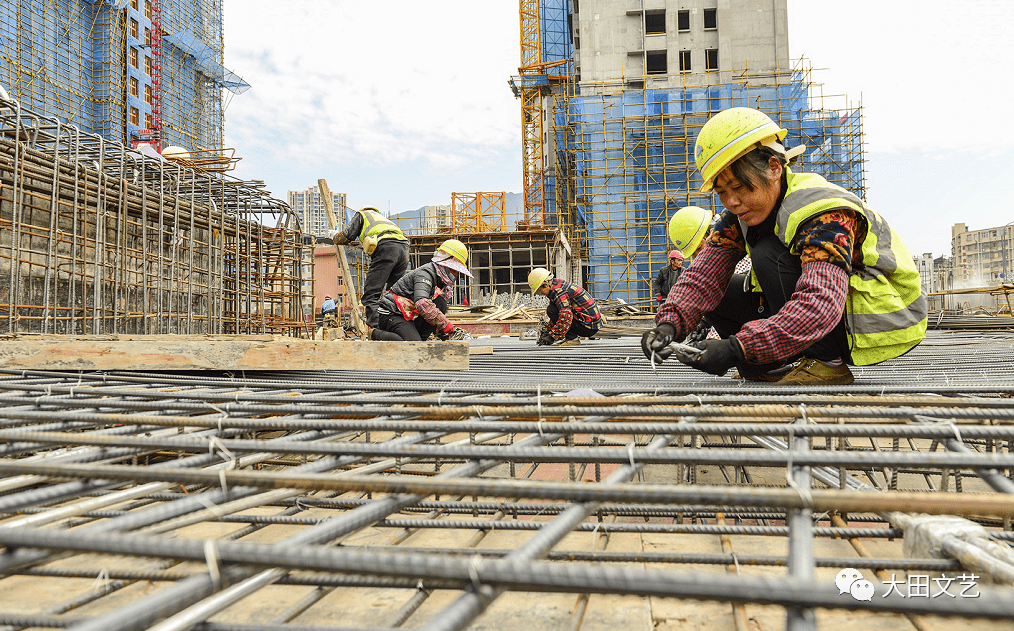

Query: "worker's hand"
<box><xmin>675</xmin><ymin>337</ymin><xmax>745</xmax><ymax>376</ymax></box>
<box><xmin>437</xmin><ymin>323</ymin><xmax>456</xmax><ymax>341</ymax></box>
<box><xmin>655</xmin><ymin>294</ymin><xmax>664</xmax><ymax>303</ymax></box>
<box><xmin>641</xmin><ymin>322</ymin><xmax>677</xmax><ymax>362</ymax></box>
<box><xmin>536</xmin><ymin>332</ymin><xmax>555</xmax><ymax>346</ymax></box>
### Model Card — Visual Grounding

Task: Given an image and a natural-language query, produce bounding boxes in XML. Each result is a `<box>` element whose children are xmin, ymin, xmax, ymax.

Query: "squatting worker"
<box><xmin>328</xmin><ymin>206</ymin><xmax>409</xmax><ymax>328</ymax></box>
<box><xmin>641</xmin><ymin>107</ymin><xmax>927</xmax><ymax>385</ymax></box>
<box><xmin>528</xmin><ymin>268</ymin><xmax>602</xmax><ymax>345</ymax></box>
<box><xmin>653</xmin><ymin>250</ymin><xmax>684</xmax><ymax>306</ymax></box>
<box><xmin>370</xmin><ymin>239</ymin><xmax>470</xmax><ymax>342</ymax></box>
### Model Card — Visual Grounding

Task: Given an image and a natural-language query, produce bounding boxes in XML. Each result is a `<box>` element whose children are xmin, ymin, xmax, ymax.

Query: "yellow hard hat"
<box><xmin>437</xmin><ymin>239</ymin><xmax>468</xmax><ymax>265</ymax></box>
<box><xmin>668</xmin><ymin>206</ymin><xmax>714</xmax><ymax>256</ymax></box>
<box><xmin>528</xmin><ymin>267</ymin><xmax>553</xmax><ymax>293</ymax></box>
<box><xmin>694</xmin><ymin>107</ymin><xmax>787</xmax><ymax>193</ymax></box>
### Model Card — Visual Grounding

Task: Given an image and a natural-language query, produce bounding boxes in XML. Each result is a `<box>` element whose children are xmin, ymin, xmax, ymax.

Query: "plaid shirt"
<box><xmin>656</xmin><ymin>209</ymin><xmax>854</xmax><ymax>365</ymax></box>
<box><xmin>546</xmin><ymin>279</ymin><xmax>601</xmax><ymax>339</ymax></box>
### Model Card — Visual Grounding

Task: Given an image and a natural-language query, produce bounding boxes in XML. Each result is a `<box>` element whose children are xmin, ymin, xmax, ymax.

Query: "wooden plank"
<box><xmin>318</xmin><ymin>178</ymin><xmax>366</xmax><ymax>338</ymax></box>
<box><xmin>467</xmin><ymin>345</ymin><xmax>494</xmax><ymax>356</ymax></box>
<box><xmin>0</xmin><ymin>336</ymin><xmax>468</xmax><ymax>371</ymax></box>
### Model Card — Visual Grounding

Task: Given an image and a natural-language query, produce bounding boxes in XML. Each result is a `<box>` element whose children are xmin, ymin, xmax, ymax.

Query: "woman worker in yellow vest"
<box><xmin>642</xmin><ymin>107</ymin><xmax>927</xmax><ymax>385</ymax></box>
<box><xmin>330</xmin><ymin>206</ymin><xmax>410</xmax><ymax>328</ymax></box>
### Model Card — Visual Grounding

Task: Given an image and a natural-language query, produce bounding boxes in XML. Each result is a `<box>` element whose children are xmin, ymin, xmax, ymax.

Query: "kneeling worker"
<box><xmin>642</xmin><ymin>107</ymin><xmax>926</xmax><ymax>384</ymax></box>
<box><xmin>371</xmin><ymin>239</ymin><xmax>470</xmax><ymax>341</ymax></box>
<box><xmin>528</xmin><ymin>268</ymin><xmax>601</xmax><ymax>345</ymax></box>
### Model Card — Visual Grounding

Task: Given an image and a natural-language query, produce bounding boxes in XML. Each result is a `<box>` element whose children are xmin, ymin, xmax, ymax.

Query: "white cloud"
<box><xmin>223</xmin><ymin>0</ymin><xmax>521</xmax><ymax>208</ymax></box>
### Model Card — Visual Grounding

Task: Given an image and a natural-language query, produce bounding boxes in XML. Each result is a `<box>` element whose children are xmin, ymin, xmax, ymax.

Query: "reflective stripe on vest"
<box><xmin>357</xmin><ymin>209</ymin><xmax>407</xmax><ymax>242</ymax></box>
<box><xmin>774</xmin><ymin>171</ymin><xmax>927</xmax><ymax>366</ymax></box>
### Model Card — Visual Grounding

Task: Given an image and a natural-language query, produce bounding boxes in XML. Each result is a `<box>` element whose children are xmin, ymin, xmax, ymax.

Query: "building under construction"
<box><xmin>0</xmin><ymin>0</ymin><xmax>248</xmax><ymax>152</ymax></box>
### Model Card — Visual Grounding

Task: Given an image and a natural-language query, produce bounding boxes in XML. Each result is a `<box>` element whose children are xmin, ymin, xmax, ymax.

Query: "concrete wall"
<box><xmin>574</xmin><ymin>0</ymin><xmax>788</xmax><ymax>87</ymax></box>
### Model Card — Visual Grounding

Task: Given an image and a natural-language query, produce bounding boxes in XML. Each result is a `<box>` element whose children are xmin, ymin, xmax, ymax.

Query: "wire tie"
<box><xmin>90</xmin><ymin>567</ymin><xmax>110</xmax><ymax>594</ymax></box>
<box><xmin>731</xmin><ymin>552</ymin><xmax>740</xmax><ymax>573</ymax></box>
<box><xmin>695</xmin><ymin>395</ymin><xmax>703</xmax><ymax>406</ymax></box>
<box><xmin>295</xmin><ymin>498</ymin><xmax>308</xmax><ymax>512</ymax></box>
<box><xmin>204</xmin><ymin>540</ymin><xmax>222</xmax><ymax>591</ymax></box>
<box><xmin>650</xmin><ymin>350</ymin><xmax>657</xmax><ymax>371</ymax></box>
<box><xmin>219</xmin><ymin>469</ymin><xmax>229</xmax><ymax>494</ymax></box>
<box><xmin>208</xmin><ymin>435</ymin><xmax>236</xmax><ymax>469</ymax></box>
<box><xmin>627</xmin><ymin>442</ymin><xmax>636</xmax><ymax>469</ymax></box>
<box><xmin>537</xmin><ymin>419</ymin><xmax>545</xmax><ymax>439</ymax></box>
<box><xmin>474</xmin><ymin>406</ymin><xmax>483</xmax><ymax>422</ymax></box>
<box><xmin>195</xmin><ymin>493</ymin><xmax>226</xmax><ymax>519</ymax></box>
<box><xmin>207</xmin><ymin>403</ymin><xmax>229</xmax><ymax>432</ymax></box>
<box><xmin>950</xmin><ymin>421</ymin><xmax>963</xmax><ymax>445</ymax></box>
<box><xmin>417</xmin><ymin>580</ymin><xmax>425</xmax><ymax>591</ymax></box>
<box><xmin>467</xmin><ymin>555</ymin><xmax>484</xmax><ymax>594</ymax></box>
<box><xmin>798</xmin><ymin>403</ymin><xmax>808</xmax><ymax>424</ymax></box>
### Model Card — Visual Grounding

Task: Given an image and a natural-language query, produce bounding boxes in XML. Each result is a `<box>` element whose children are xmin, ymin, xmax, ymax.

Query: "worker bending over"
<box><xmin>320</xmin><ymin>294</ymin><xmax>336</xmax><ymax>318</ymax></box>
<box><xmin>528</xmin><ymin>268</ymin><xmax>602</xmax><ymax>345</ymax></box>
<box><xmin>642</xmin><ymin>107</ymin><xmax>926</xmax><ymax>385</ymax></box>
<box><xmin>329</xmin><ymin>206</ymin><xmax>409</xmax><ymax>328</ymax></box>
<box><xmin>370</xmin><ymin>240</ymin><xmax>470</xmax><ymax>342</ymax></box>
<box><xmin>653</xmin><ymin>250</ymin><xmax>685</xmax><ymax>305</ymax></box>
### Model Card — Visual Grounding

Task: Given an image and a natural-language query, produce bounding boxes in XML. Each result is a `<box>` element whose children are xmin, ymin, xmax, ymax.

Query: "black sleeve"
<box><xmin>412</xmin><ymin>266</ymin><xmax>437</xmax><ymax>303</ymax></box>
<box><xmin>652</xmin><ymin>267</ymin><xmax>663</xmax><ymax>296</ymax></box>
<box><xmin>341</xmin><ymin>213</ymin><xmax>363</xmax><ymax>242</ymax></box>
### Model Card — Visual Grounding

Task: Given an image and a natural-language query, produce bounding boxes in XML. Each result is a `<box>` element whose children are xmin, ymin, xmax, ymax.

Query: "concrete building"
<box><xmin>951</xmin><ymin>222</ymin><xmax>1014</xmax><ymax>286</ymax></box>
<box><xmin>574</xmin><ymin>0</ymin><xmax>789</xmax><ymax>89</ymax></box>
<box><xmin>289</xmin><ymin>186</ymin><xmax>348</xmax><ymax>237</ymax></box>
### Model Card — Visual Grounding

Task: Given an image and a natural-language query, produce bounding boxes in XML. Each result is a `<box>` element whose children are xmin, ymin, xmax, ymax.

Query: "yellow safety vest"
<box><xmin>757</xmin><ymin>171</ymin><xmax>926</xmax><ymax>365</ymax></box>
<box><xmin>356</xmin><ymin>208</ymin><xmax>407</xmax><ymax>243</ymax></box>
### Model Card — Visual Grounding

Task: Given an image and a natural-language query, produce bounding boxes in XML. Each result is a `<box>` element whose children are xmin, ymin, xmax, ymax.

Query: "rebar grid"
<box><xmin>0</xmin><ymin>332</ymin><xmax>1012</xmax><ymax>630</ymax></box>
<box><xmin>0</xmin><ymin>96</ymin><xmax>310</xmax><ymax>336</ymax></box>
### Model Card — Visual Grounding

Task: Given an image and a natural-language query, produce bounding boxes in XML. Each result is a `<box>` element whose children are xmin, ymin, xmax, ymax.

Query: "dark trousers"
<box><xmin>703</xmin><ymin>231</ymin><xmax>851</xmax><ymax>377</ymax></box>
<box><xmin>362</xmin><ymin>239</ymin><xmax>409</xmax><ymax>327</ymax></box>
<box><xmin>376</xmin><ymin>296</ymin><xmax>447</xmax><ymax>341</ymax></box>
<box><xmin>546</xmin><ymin>303</ymin><xmax>600</xmax><ymax>340</ymax></box>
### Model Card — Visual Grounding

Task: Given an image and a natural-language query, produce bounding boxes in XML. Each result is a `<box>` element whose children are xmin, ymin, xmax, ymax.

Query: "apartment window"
<box><xmin>679</xmin><ymin>50</ymin><xmax>691</xmax><ymax>73</ymax></box>
<box><xmin>144</xmin><ymin>84</ymin><xmax>152</xmax><ymax>104</ymax></box>
<box><xmin>144</xmin><ymin>112</ymin><xmax>151</xmax><ymax>129</ymax></box>
<box><xmin>705</xmin><ymin>48</ymin><xmax>718</xmax><ymax>70</ymax></box>
<box><xmin>145</xmin><ymin>28</ymin><xmax>151</xmax><ymax>47</ymax></box>
<box><xmin>130</xmin><ymin>76</ymin><xmax>139</xmax><ymax>98</ymax></box>
<box><xmin>131</xmin><ymin>0</ymin><xmax>138</xmax><ymax>9</ymax></box>
<box><xmin>144</xmin><ymin>55</ymin><xmax>151</xmax><ymax>76</ymax></box>
<box><xmin>144</xmin><ymin>0</ymin><xmax>150</xmax><ymax>18</ymax></box>
<box><xmin>645</xmin><ymin>11</ymin><xmax>665</xmax><ymax>35</ymax></box>
<box><xmin>677</xmin><ymin>10</ymin><xmax>690</xmax><ymax>31</ymax></box>
<box><xmin>130</xmin><ymin>19</ymin><xmax>138</xmax><ymax>40</ymax></box>
<box><xmin>704</xmin><ymin>8</ymin><xmax>718</xmax><ymax>30</ymax></box>
<box><xmin>130</xmin><ymin>107</ymin><xmax>139</xmax><ymax>126</ymax></box>
<box><xmin>646</xmin><ymin>51</ymin><xmax>667</xmax><ymax>74</ymax></box>
<box><xmin>130</xmin><ymin>47</ymin><xmax>138</xmax><ymax>68</ymax></box>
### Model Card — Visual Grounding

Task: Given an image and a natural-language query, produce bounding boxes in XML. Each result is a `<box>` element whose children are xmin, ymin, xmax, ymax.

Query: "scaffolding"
<box><xmin>0</xmin><ymin>0</ymin><xmax>247</xmax><ymax>154</ymax></box>
<box><xmin>0</xmin><ymin>93</ymin><xmax>310</xmax><ymax>336</ymax></box>
<box><xmin>546</xmin><ymin>61</ymin><xmax>865</xmax><ymax>303</ymax></box>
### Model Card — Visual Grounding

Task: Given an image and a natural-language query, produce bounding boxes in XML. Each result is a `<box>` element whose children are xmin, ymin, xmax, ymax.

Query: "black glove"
<box><xmin>675</xmin><ymin>336</ymin><xmax>745</xmax><ymax>376</ymax></box>
<box><xmin>641</xmin><ymin>322</ymin><xmax>677</xmax><ymax>363</ymax></box>
<box><xmin>684</xmin><ymin>319</ymin><xmax>712</xmax><ymax>345</ymax></box>
<box><xmin>437</xmin><ymin>323</ymin><xmax>456</xmax><ymax>341</ymax></box>
<box><xmin>537</xmin><ymin>332</ymin><xmax>555</xmax><ymax>346</ymax></box>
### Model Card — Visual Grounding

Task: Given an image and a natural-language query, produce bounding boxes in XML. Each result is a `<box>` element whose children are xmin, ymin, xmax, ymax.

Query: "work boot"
<box><xmin>776</xmin><ymin>357</ymin><xmax>854</xmax><ymax>385</ymax></box>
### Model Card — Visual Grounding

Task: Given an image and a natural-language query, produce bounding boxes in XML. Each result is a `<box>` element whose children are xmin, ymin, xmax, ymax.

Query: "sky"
<box><xmin>222</xmin><ymin>0</ymin><xmax>1014</xmax><ymax>258</ymax></box>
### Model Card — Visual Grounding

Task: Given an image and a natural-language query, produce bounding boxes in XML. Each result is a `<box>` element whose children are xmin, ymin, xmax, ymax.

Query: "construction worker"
<box><xmin>328</xmin><ymin>206</ymin><xmax>409</xmax><ymax>328</ymax></box>
<box><xmin>653</xmin><ymin>250</ymin><xmax>684</xmax><ymax>305</ymax></box>
<box><xmin>320</xmin><ymin>295</ymin><xmax>336</xmax><ymax>317</ymax></box>
<box><xmin>642</xmin><ymin>107</ymin><xmax>927</xmax><ymax>384</ymax></box>
<box><xmin>528</xmin><ymin>268</ymin><xmax>601</xmax><ymax>345</ymax></box>
<box><xmin>667</xmin><ymin>205</ymin><xmax>714</xmax><ymax>261</ymax></box>
<box><xmin>371</xmin><ymin>239</ymin><xmax>470</xmax><ymax>342</ymax></box>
